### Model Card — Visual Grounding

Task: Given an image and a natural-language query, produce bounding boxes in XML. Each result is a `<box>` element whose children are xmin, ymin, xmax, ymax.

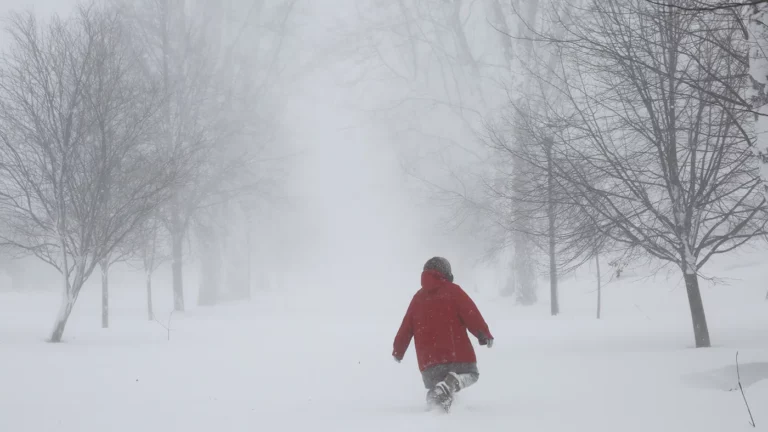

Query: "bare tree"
<box><xmin>496</xmin><ymin>0</ymin><xmax>546</xmax><ymax>308</ymax></box>
<box><xmin>122</xmin><ymin>214</ymin><xmax>171</xmax><ymax>321</ymax></box>
<box><xmin>519</xmin><ymin>0</ymin><xmax>768</xmax><ymax>347</ymax></box>
<box><xmin>485</xmin><ymin>95</ymin><xmax>619</xmax><ymax>315</ymax></box>
<box><xmin>99</xmin><ymin>247</ymin><xmax>134</xmax><ymax>329</ymax></box>
<box><xmin>99</xmin><ymin>219</ymin><xmax>162</xmax><ymax>328</ymax></box>
<box><xmin>482</xmin><ymin>0</ymin><xmax>600</xmax><ymax>314</ymax></box>
<box><xmin>346</xmin><ymin>0</ymin><xmax>558</xmax><ymax>296</ymax></box>
<box><xmin>0</xmin><ymin>4</ymin><xmax>180</xmax><ymax>342</ymax></box>
<box><xmin>118</xmin><ymin>0</ymin><xmax>296</xmax><ymax>311</ymax></box>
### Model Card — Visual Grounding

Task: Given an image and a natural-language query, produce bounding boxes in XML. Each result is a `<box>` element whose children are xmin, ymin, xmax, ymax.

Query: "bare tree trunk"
<box><xmin>242</xmin><ymin>213</ymin><xmax>253</xmax><ymax>300</ymax></box>
<box><xmin>197</xmin><ymin>222</ymin><xmax>220</xmax><ymax>306</ymax></box>
<box><xmin>146</xmin><ymin>269</ymin><xmax>154</xmax><ymax>321</ymax></box>
<box><xmin>488</xmin><ymin>0</ymin><xmax>515</xmax><ymax>69</ymax></box>
<box><xmin>50</xmin><ymin>290</ymin><xmax>76</xmax><ymax>343</ymax></box>
<box><xmin>596</xmin><ymin>252</ymin><xmax>601</xmax><ymax>320</ymax></box>
<box><xmin>226</xmin><ymin>211</ymin><xmax>251</xmax><ymax>301</ymax></box>
<box><xmin>50</xmin><ymin>261</ymin><xmax>86</xmax><ymax>343</ymax></box>
<box><xmin>246</xmin><ymin>220</ymin><xmax>252</xmax><ymax>296</ymax></box>
<box><xmin>171</xmin><ymin>209</ymin><xmax>185</xmax><ymax>312</ymax></box>
<box><xmin>512</xmin><ymin>231</ymin><xmax>537</xmax><ymax>305</ymax></box>
<box><xmin>501</xmin><ymin>261</ymin><xmax>515</xmax><ymax>298</ymax></box>
<box><xmin>546</xmin><ymin>140</ymin><xmax>559</xmax><ymax>316</ymax></box>
<box><xmin>51</xmin><ymin>239</ymin><xmax>75</xmax><ymax>343</ymax></box>
<box><xmin>511</xmin><ymin>147</ymin><xmax>537</xmax><ymax>305</ymax></box>
<box><xmin>683</xmin><ymin>271</ymin><xmax>711</xmax><ymax>348</ymax></box>
<box><xmin>447</xmin><ymin>0</ymin><xmax>479</xmax><ymax>78</ymax></box>
<box><xmin>163</xmin><ymin>0</ymin><xmax>185</xmax><ymax>313</ymax></box>
<box><xmin>100</xmin><ymin>259</ymin><xmax>109</xmax><ymax>329</ymax></box>
<box><xmin>171</xmin><ymin>232</ymin><xmax>184</xmax><ymax>311</ymax></box>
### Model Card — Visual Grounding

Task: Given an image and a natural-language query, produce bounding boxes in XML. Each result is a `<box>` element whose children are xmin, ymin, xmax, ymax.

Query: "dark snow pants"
<box><xmin>421</xmin><ymin>362</ymin><xmax>479</xmax><ymax>392</ymax></box>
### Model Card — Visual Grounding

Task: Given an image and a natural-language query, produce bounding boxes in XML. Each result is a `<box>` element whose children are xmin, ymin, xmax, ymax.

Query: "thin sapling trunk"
<box><xmin>596</xmin><ymin>252</ymin><xmax>601</xmax><ymax>320</ymax></box>
<box><xmin>546</xmin><ymin>138</ymin><xmax>559</xmax><ymax>315</ymax></box>
<box><xmin>146</xmin><ymin>269</ymin><xmax>154</xmax><ymax>321</ymax></box>
<box><xmin>101</xmin><ymin>259</ymin><xmax>109</xmax><ymax>329</ymax></box>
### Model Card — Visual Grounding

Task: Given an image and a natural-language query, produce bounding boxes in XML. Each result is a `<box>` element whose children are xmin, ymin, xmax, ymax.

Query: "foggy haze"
<box><xmin>0</xmin><ymin>0</ymin><xmax>472</xmax><ymax>299</ymax></box>
<box><xmin>1</xmin><ymin>1</ymin><xmax>768</xmax><ymax>431</ymax></box>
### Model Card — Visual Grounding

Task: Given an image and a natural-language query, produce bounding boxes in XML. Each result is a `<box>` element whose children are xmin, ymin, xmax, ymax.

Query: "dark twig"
<box><xmin>645</xmin><ymin>0</ymin><xmax>767</xmax><ymax>12</ymax></box>
<box><xmin>736</xmin><ymin>351</ymin><xmax>756</xmax><ymax>428</ymax></box>
<box><xmin>153</xmin><ymin>310</ymin><xmax>174</xmax><ymax>341</ymax></box>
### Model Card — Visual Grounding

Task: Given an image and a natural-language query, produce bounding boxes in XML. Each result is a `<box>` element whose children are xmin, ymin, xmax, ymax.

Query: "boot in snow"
<box><xmin>444</xmin><ymin>372</ymin><xmax>462</xmax><ymax>393</ymax></box>
<box><xmin>426</xmin><ymin>372</ymin><xmax>467</xmax><ymax>412</ymax></box>
<box><xmin>426</xmin><ymin>381</ymin><xmax>453</xmax><ymax>412</ymax></box>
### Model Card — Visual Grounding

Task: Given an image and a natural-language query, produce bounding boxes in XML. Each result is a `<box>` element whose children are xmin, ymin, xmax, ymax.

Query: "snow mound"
<box><xmin>683</xmin><ymin>361</ymin><xmax>768</xmax><ymax>392</ymax></box>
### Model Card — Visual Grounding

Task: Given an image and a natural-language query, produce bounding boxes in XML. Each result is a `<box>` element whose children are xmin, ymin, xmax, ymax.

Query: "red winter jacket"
<box><xmin>392</xmin><ymin>269</ymin><xmax>493</xmax><ymax>371</ymax></box>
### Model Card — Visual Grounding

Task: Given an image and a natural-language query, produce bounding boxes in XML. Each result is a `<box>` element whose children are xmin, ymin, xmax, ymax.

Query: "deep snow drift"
<box><xmin>1</xmin><ymin>247</ymin><xmax>767</xmax><ymax>432</ymax></box>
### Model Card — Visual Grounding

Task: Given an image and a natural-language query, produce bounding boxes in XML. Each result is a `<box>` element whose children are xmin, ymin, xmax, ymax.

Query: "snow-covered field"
<box><xmin>1</xmin><ymin>247</ymin><xmax>767</xmax><ymax>432</ymax></box>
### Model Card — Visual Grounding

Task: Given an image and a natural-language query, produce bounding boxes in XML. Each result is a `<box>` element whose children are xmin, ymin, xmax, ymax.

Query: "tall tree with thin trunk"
<box><xmin>544</xmin><ymin>138</ymin><xmax>559</xmax><ymax>315</ymax></box>
<box><xmin>486</xmin><ymin>102</ymin><xmax>612</xmax><ymax>315</ymax></box>
<box><xmin>131</xmin><ymin>215</ymin><xmax>170</xmax><ymax>321</ymax></box>
<box><xmin>484</xmin><ymin>0</ymin><xmax>575</xmax><ymax>312</ymax></box>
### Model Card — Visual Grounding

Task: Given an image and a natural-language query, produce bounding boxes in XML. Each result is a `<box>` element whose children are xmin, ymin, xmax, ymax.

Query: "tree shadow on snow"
<box><xmin>681</xmin><ymin>362</ymin><xmax>768</xmax><ymax>391</ymax></box>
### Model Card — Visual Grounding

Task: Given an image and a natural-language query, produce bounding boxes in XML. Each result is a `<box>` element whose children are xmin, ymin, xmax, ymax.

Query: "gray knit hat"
<box><xmin>423</xmin><ymin>257</ymin><xmax>453</xmax><ymax>282</ymax></box>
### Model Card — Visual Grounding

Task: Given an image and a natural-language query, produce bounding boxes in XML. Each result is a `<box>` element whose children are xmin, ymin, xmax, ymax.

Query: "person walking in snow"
<box><xmin>392</xmin><ymin>257</ymin><xmax>494</xmax><ymax>411</ymax></box>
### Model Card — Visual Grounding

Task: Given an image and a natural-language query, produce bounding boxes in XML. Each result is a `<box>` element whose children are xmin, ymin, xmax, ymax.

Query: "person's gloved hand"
<box><xmin>478</xmin><ymin>334</ymin><xmax>494</xmax><ymax>348</ymax></box>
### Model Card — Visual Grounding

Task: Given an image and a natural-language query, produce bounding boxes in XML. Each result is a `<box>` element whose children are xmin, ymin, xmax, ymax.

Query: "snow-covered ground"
<box><xmin>1</xmin><ymin>247</ymin><xmax>767</xmax><ymax>432</ymax></box>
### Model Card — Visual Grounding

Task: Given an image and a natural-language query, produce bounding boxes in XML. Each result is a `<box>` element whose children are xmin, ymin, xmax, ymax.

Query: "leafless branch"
<box><xmin>736</xmin><ymin>351</ymin><xmax>757</xmax><ymax>427</ymax></box>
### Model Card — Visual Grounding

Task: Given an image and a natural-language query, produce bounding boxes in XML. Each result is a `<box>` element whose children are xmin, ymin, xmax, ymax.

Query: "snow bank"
<box><xmin>1</xmin><ymin>247</ymin><xmax>766</xmax><ymax>431</ymax></box>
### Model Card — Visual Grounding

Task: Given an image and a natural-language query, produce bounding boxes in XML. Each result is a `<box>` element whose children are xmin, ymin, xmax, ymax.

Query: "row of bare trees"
<box><xmin>346</xmin><ymin>0</ymin><xmax>768</xmax><ymax>348</ymax></box>
<box><xmin>485</xmin><ymin>0</ymin><xmax>768</xmax><ymax>347</ymax></box>
<box><xmin>344</xmin><ymin>0</ymin><xmax>545</xmax><ymax>304</ymax></box>
<box><xmin>0</xmin><ymin>0</ymin><xmax>294</xmax><ymax>342</ymax></box>
<box><xmin>345</xmin><ymin>0</ymin><xmax>606</xmax><ymax>313</ymax></box>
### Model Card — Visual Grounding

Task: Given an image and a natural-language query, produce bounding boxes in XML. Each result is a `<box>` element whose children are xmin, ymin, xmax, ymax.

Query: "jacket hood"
<box><xmin>421</xmin><ymin>269</ymin><xmax>450</xmax><ymax>293</ymax></box>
